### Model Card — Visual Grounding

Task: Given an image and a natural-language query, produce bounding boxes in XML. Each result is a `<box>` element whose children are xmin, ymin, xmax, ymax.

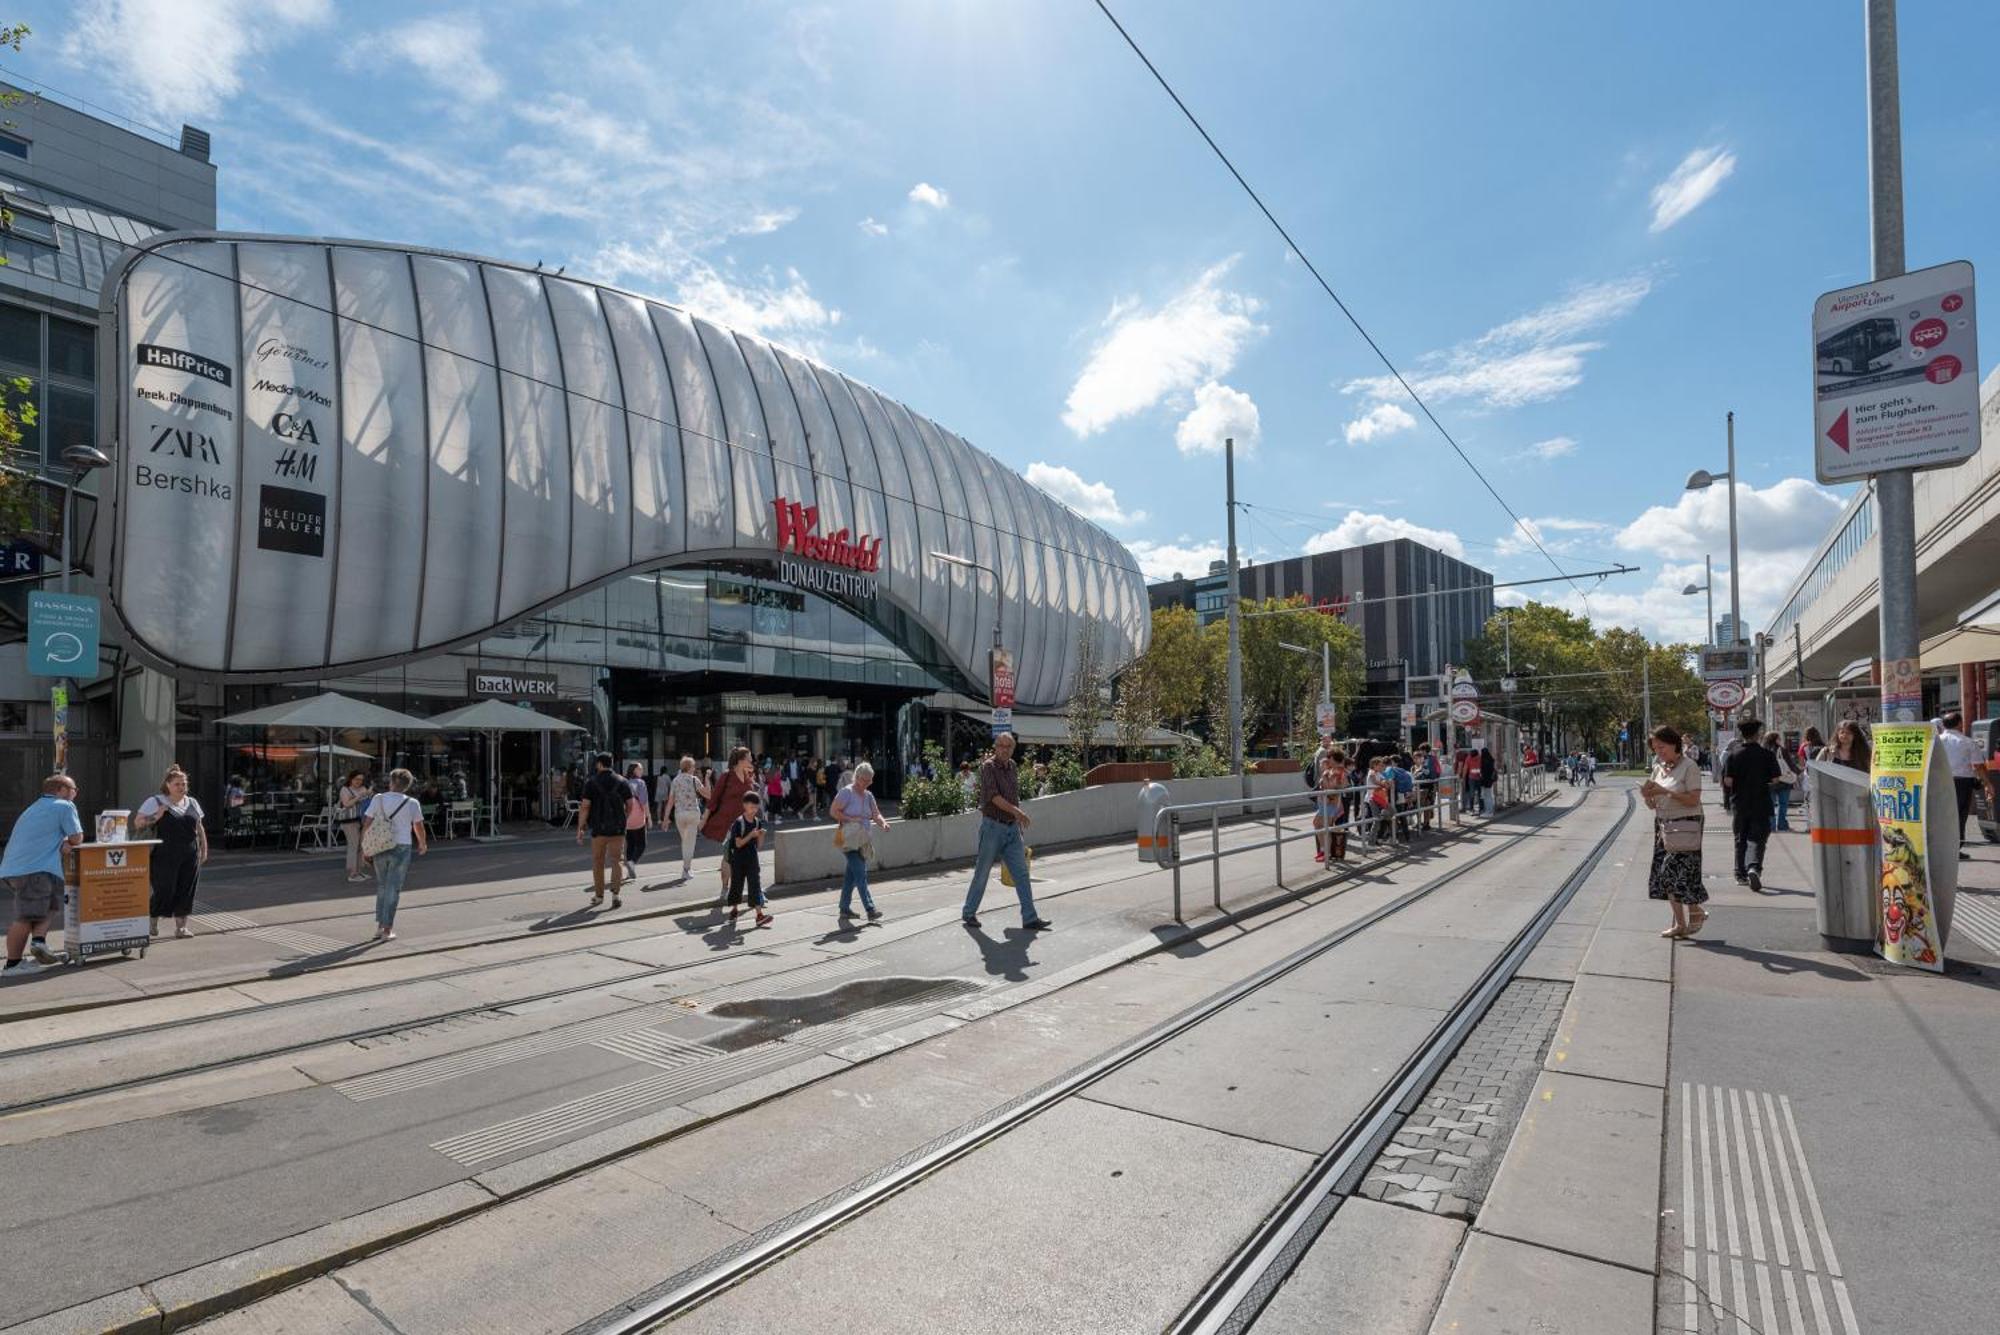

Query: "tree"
<box><xmin>1124</xmin><ymin>605</ymin><xmax>1214</xmax><ymax>734</ymax></box>
<box><xmin>1209</xmin><ymin>596</ymin><xmax>1364</xmax><ymax>751</ymax></box>
<box><xmin>1064</xmin><ymin>616</ymin><xmax>1109</xmax><ymax>767</ymax></box>
<box><xmin>1112</xmin><ymin>661</ymin><xmax>1162</xmax><ymax>754</ymax></box>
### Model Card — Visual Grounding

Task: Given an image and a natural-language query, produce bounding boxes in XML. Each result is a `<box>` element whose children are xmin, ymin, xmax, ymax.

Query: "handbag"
<box><xmin>1659</xmin><ymin>815</ymin><xmax>1704</xmax><ymax>852</ymax></box>
<box><xmin>1000</xmin><ymin>844</ymin><xmax>1034</xmax><ymax>887</ymax></box>
<box><xmin>361</xmin><ymin>794</ymin><xmax>407</xmax><ymax>859</ymax></box>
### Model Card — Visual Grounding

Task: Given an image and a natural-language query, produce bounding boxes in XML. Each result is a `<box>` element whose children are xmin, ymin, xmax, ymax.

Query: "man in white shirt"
<box><xmin>1937</xmin><ymin>712</ymin><xmax>1981</xmax><ymax>860</ymax></box>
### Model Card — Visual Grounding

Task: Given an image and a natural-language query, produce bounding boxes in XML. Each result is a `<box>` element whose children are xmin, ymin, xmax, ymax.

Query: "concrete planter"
<box><xmin>772</xmin><ymin>772</ymin><xmax>1304</xmax><ymax>885</ymax></box>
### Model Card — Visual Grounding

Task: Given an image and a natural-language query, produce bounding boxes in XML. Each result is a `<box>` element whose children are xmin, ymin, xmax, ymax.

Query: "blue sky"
<box><xmin>19</xmin><ymin>0</ymin><xmax>1998</xmax><ymax>642</ymax></box>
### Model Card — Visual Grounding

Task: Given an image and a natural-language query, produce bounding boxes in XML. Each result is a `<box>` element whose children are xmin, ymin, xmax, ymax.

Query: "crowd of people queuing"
<box><xmin>1303</xmin><ymin>738</ymin><xmax>1475</xmax><ymax>862</ymax></box>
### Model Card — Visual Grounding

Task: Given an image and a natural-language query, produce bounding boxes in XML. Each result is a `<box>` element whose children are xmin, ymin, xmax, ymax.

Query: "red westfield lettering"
<box><xmin>772</xmin><ymin>498</ymin><xmax>883</xmax><ymax>573</ymax></box>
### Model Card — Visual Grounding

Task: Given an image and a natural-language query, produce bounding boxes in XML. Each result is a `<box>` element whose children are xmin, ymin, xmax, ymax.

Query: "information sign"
<box><xmin>1449</xmin><ymin>677</ymin><xmax>1479</xmax><ymax>701</ymax></box>
<box><xmin>62</xmin><ymin>840</ymin><xmax>158</xmax><ymax>960</ymax></box>
<box><xmin>990</xmin><ymin>706</ymin><xmax>1012</xmax><ymax>737</ymax></box>
<box><xmin>1814</xmin><ymin>260</ymin><xmax>1979</xmax><ymax>483</ymax></box>
<box><xmin>1449</xmin><ymin>699</ymin><xmax>1481</xmax><ymax>725</ymax></box>
<box><xmin>1700</xmin><ymin>645</ymin><xmax>1752</xmax><ymax>681</ymax></box>
<box><xmin>27</xmin><ymin>591</ymin><xmax>99</xmax><ymax>677</ymax></box>
<box><xmin>1705</xmin><ymin>679</ymin><xmax>1746</xmax><ymax>711</ymax></box>
<box><xmin>1871</xmin><ymin>725</ymin><xmax>1944</xmax><ymax>972</ymax></box>
<box><xmin>1398</xmin><ymin>703</ymin><xmax>1418</xmax><ymax>728</ymax></box>
<box><xmin>1316</xmin><ymin>700</ymin><xmax>1339</xmax><ymax>738</ymax></box>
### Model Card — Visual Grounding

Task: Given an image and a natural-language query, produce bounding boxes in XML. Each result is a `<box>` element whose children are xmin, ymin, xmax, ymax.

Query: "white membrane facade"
<box><xmin>99</xmin><ymin>234</ymin><xmax>1147</xmax><ymax>707</ymax></box>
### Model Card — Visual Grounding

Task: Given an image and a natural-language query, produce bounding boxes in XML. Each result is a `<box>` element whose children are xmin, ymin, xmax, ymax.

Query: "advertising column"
<box><xmin>1870</xmin><ymin>723</ymin><xmax>1959</xmax><ymax>971</ymax></box>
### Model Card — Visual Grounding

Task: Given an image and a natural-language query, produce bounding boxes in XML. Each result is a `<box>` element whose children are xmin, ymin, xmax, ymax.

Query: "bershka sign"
<box><xmin>468</xmin><ymin>669</ymin><xmax>560</xmax><ymax>700</ymax></box>
<box><xmin>771</xmin><ymin>498</ymin><xmax>882</xmax><ymax>573</ymax></box>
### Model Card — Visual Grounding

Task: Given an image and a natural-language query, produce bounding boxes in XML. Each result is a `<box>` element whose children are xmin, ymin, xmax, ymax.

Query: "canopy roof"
<box><xmin>215</xmin><ymin>690</ymin><xmax>438</xmax><ymax>731</ymax></box>
<box><xmin>1920</xmin><ymin>621</ymin><xmax>2000</xmax><ymax>671</ymax></box>
<box><xmin>425</xmin><ymin>699</ymin><xmax>586</xmax><ymax>733</ymax></box>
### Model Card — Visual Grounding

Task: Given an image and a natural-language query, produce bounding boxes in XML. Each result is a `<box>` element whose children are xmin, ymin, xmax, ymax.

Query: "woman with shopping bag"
<box><xmin>1642</xmin><ymin>726</ymin><xmax>1707</xmax><ymax>940</ymax></box>
<box><xmin>830</xmin><ymin>762</ymin><xmax>889</xmax><ymax>923</ymax></box>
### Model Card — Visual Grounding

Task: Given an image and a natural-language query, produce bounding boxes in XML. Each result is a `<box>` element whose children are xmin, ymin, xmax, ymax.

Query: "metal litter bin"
<box><xmin>1807</xmin><ymin>760</ymin><xmax>1877</xmax><ymax>946</ymax></box>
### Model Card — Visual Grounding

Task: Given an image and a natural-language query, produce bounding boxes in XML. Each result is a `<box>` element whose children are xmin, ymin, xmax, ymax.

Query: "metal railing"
<box><xmin>1147</xmin><ymin>762</ymin><xmax>1554</xmax><ymax>923</ymax></box>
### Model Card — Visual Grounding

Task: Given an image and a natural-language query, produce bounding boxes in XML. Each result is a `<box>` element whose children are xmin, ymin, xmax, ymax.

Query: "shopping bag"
<box><xmin>1000</xmin><ymin>845</ymin><xmax>1034</xmax><ymax>887</ymax></box>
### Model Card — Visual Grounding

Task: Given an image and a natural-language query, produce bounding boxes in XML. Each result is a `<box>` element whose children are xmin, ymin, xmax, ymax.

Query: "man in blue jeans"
<box><xmin>962</xmin><ymin>731</ymin><xmax>1051</xmax><ymax>932</ymax></box>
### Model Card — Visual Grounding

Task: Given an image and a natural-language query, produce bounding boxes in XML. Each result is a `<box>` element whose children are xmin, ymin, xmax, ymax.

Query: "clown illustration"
<box><xmin>1880</xmin><ymin>826</ymin><xmax>1937</xmax><ymax>965</ymax></box>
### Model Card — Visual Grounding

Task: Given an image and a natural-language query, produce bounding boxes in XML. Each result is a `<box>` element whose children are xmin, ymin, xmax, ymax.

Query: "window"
<box><xmin>0</xmin><ymin>303</ymin><xmax>35</xmax><ymax>368</ymax></box>
<box><xmin>0</xmin><ymin>131</ymin><xmax>26</xmax><ymax>160</ymax></box>
<box><xmin>47</xmin><ymin>317</ymin><xmax>91</xmax><ymax>382</ymax></box>
<box><xmin>1</xmin><ymin>193</ymin><xmax>56</xmax><ymax>246</ymax></box>
<box><xmin>44</xmin><ymin>384</ymin><xmax>92</xmax><ymax>459</ymax></box>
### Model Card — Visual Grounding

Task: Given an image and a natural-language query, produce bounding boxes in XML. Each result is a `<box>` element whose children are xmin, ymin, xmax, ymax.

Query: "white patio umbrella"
<box><xmin>426</xmin><ymin>699</ymin><xmax>585</xmax><ymax>839</ymax></box>
<box><xmin>217</xmin><ymin>691</ymin><xmax>440</xmax><ymax>812</ymax></box>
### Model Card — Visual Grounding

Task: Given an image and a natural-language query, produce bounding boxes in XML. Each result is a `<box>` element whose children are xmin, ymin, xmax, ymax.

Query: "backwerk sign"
<box><xmin>99</xmin><ymin>234</ymin><xmax>1149</xmax><ymax>708</ymax></box>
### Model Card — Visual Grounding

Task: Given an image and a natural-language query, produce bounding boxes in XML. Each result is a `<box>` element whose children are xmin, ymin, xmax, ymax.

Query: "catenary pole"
<box><xmin>1224</xmin><ymin>438</ymin><xmax>1247</xmax><ymax>797</ymax></box>
<box><xmin>1642</xmin><ymin>654</ymin><xmax>1652</xmax><ymax>752</ymax></box>
<box><xmin>1867</xmin><ymin>0</ymin><xmax>1920</xmax><ymax>694</ymax></box>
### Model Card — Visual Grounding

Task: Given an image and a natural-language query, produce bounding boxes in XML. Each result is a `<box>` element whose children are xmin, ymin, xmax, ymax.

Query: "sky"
<box><xmin>15</xmin><ymin>0</ymin><xmax>1998</xmax><ymax>645</ymax></box>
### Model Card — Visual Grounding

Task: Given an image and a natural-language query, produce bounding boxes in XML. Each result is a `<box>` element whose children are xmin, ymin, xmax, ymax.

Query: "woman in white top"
<box><xmin>1642</xmin><ymin>725</ymin><xmax>1708</xmax><ymax>939</ymax></box>
<box><xmin>830</xmin><ymin>761</ymin><xmax>890</xmax><ymax>922</ymax></box>
<box><xmin>336</xmin><ymin>769</ymin><xmax>373</xmax><ymax>883</ymax></box>
<box><xmin>661</xmin><ymin>756</ymin><xmax>709</xmax><ymax>881</ymax></box>
<box><xmin>361</xmin><ymin>768</ymin><xmax>427</xmax><ymax>941</ymax></box>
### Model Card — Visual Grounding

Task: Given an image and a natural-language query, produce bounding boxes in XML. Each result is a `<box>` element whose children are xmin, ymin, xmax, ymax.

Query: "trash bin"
<box><xmin>1807</xmin><ymin>760</ymin><xmax>1878</xmax><ymax>946</ymax></box>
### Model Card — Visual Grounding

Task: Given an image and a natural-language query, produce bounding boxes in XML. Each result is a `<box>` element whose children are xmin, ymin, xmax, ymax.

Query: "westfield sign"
<box><xmin>772</xmin><ymin>497</ymin><xmax>883</xmax><ymax>573</ymax></box>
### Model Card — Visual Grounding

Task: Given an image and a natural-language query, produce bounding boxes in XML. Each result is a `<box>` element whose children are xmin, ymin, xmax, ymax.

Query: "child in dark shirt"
<box><xmin>727</xmin><ymin>793</ymin><xmax>772</xmax><ymax>928</ymax></box>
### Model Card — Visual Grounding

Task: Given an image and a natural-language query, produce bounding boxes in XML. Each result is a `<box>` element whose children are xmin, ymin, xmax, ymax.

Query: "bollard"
<box><xmin>1136</xmin><ymin>781</ymin><xmax>1171</xmax><ymax>865</ymax></box>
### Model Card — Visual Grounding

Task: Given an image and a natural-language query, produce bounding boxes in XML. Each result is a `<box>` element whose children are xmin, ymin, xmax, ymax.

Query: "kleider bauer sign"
<box><xmin>1814</xmin><ymin>260</ymin><xmax>1978</xmax><ymax>484</ymax></box>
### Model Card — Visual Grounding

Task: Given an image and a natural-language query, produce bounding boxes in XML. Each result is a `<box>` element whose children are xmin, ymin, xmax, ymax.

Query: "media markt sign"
<box><xmin>1813</xmin><ymin>260</ymin><xmax>1979</xmax><ymax>483</ymax></box>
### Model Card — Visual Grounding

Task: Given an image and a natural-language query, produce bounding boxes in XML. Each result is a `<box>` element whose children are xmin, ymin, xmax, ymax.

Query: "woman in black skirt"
<box><xmin>133</xmin><ymin>765</ymin><xmax>209</xmax><ymax>938</ymax></box>
<box><xmin>1642</xmin><ymin>725</ymin><xmax>1707</xmax><ymax>939</ymax></box>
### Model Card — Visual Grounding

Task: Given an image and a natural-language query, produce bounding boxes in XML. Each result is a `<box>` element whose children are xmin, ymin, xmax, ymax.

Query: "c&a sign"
<box><xmin>772</xmin><ymin>498</ymin><xmax>883</xmax><ymax>573</ymax></box>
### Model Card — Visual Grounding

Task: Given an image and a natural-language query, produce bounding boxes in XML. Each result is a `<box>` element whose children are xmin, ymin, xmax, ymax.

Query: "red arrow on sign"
<box><xmin>1826</xmin><ymin>408</ymin><xmax>1850</xmax><ymax>453</ymax></box>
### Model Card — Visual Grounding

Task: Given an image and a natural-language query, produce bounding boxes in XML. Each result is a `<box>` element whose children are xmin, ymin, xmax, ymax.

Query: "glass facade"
<box><xmin>0</xmin><ymin>298</ymin><xmax>97</xmax><ymax>471</ymax></box>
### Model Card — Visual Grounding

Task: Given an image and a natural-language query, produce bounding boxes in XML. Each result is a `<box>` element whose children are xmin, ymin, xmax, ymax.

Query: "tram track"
<box><xmin>568</xmin><ymin>786</ymin><xmax>1616</xmax><ymax>1333</ymax></box>
<box><xmin>0</xmin><ymin>815</ymin><xmax>1324</xmax><ymax>1119</ymax></box>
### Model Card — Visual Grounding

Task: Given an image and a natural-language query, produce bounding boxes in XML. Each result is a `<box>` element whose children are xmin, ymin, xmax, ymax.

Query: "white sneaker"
<box><xmin>2</xmin><ymin>959</ymin><xmax>47</xmax><ymax>979</ymax></box>
<box><xmin>28</xmin><ymin>941</ymin><xmax>61</xmax><ymax>964</ymax></box>
<box><xmin>346</xmin><ymin>874</ymin><xmax>369</xmax><ymax>883</ymax></box>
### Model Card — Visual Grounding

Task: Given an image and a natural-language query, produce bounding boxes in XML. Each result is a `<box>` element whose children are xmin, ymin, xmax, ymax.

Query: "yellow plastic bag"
<box><xmin>1000</xmin><ymin>845</ymin><xmax>1034</xmax><ymax>887</ymax></box>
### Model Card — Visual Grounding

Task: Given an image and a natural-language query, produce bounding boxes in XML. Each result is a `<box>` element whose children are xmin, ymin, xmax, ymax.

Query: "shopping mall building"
<box><xmin>0</xmin><ymin>88</ymin><xmax>1148</xmax><ymax>826</ymax></box>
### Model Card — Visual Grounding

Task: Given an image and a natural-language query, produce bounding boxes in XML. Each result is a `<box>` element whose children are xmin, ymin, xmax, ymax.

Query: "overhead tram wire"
<box><xmin>1090</xmin><ymin>1</ymin><xmax>1599</xmax><ymax>613</ymax></box>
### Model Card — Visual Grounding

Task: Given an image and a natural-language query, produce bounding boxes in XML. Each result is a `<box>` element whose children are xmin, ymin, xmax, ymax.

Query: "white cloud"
<box><xmin>1525</xmin><ymin>436</ymin><xmax>1578</xmax><ymax>461</ymax></box>
<box><xmin>858</xmin><ymin>216</ymin><xmax>888</xmax><ymax>236</ymax></box>
<box><xmin>1127</xmin><ymin>538</ymin><xmax>1226</xmax><ymax>583</ymax></box>
<box><xmin>1174</xmin><ymin>381</ymin><xmax>1262</xmax><ymax>456</ymax></box>
<box><xmin>1065</xmin><ymin>259</ymin><xmax>1265</xmax><ymax>437</ymax></box>
<box><xmin>908</xmin><ymin>181</ymin><xmax>950</xmax><ymax>209</ymax></box>
<box><xmin>1544</xmin><ymin>562</ymin><xmax>1719</xmax><ymax>643</ymax></box>
<box><xmin>593</xmin><ymin>235</ymin><xmax>840</xmax><ymax>349</ymax></box>
<box><xmin>64</xmin><ymin>0</ymin><xmax>331</xmax><ymax>121</ymax></box>
<box><xmin>1494</xmin><ymin>515</ymin><xmax>1610</xmax><ymax>558</ymax></box>
<box><xmin>1615</xmin><ymin>477</ymin><xmax>1842</xmax><ymax>560</ymax></box>
<box><xmin>1344</xmin><ymin>401</ymin><xmax>1417</xmax><ymax>444</ymax></box>
<box><xmin>741</xmin><ymin>208</ymin><xmax>799</xmax><ymax>236</ymax></box>
<box><xmin>1025</xmin><ymin>462</ymin><xmax>1144</xmax><ymax>525</ymax></box>
<box><xmin>1342</xmin><ymin>274</ymin><xmax>1652</xmax><ymax>412</ymax></box>
<box><xmin>1649</xmin><ymin>146</ymin><xmax>1737</xmax><ymax>233</ymax></box>
<box><xmin>381</xmin><ymin>13</ymin><xmax>501</xmax><ymax>102</ymax></box>
<box><xmin>1304</xmin><ymin>511</ymin><xmax>1466</xmax><ymax>560</ymax></box>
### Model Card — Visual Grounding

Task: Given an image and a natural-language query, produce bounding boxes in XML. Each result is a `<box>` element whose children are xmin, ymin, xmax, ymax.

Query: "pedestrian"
<box><xmin>831</xmin><ymin>761</ymin><xmax>889</xmax><ymax>923</ymax></box>
<box><xmin>661</xmin><ymin>756</ymin><xmax>708</xmax><ymax>880</ymax></box>
<box><xmin>764</xmin><ymin>765</ymin><xmax>786</xmax><ymax>824</ymax></box>
<box><xmin>725</xmin><ymin>791</ymin><xmax>773</xmax><ymax>928</ymax></box>
<box><xmin>361</xmin><ymin>769</ymin><xmax>426</xmax><ymax>941</ymax></box>
<box><xmin>336</xmin><ymin>769</ymin><xmax>373</xmax><ymax>883</ymax></box>
<box><xmin>622</xmin><ymin>761</ymin><xmax>651</xmax><ymax>877</ymax></box>
<box><xmin>1582</xmin><ymin>752</ymin><xmax>1597</xmax><ymax>786</ymax></box>
<box><xmin>702</xmin><ymin>747</ymin><xmax>757</xmax><ymax>898</ymax></box>
<box><xmin>961</xmin><ymin>730</ymin><xmax>1050</xmax><ymax>931</ymax></box>
<box><xmin>1477</xmin><ymin>743</ymin><xmax>1497</xmax><ymax>811</ymax></box>
<box><xmin>1643</xmin><ymin>725</ymin><xmax>1708</xmax><ymax>938</ymax></box>
<box><xmin>1315</xmin><ymin>749</ymin><xmax>1349</xmax><ymax>862</ymax></box>
<box><xmin>574</xmin><ymin>753</ymin><xmax>631</xmax><ymax>909</ymax></box>
<box><xmin>1827</xmin><ymin>719</ymin><xmax>1871</xmax><ymax>773</ymax></box>
<box><xmin>132</xmin><ymin>765</ymin><xmax>208</xmax><ymax>938</ymax></box>
<box><xmin>1384</xmin><ymin>753</ymin><xmax>1416</xmax><ymax>840</ymax></box>
<box><xmin>958</xmin><ymin>761</ymin><xmax>978</xmax><ymax>807</ymax></box>
<box><xmin>1937</xmin><ymin>712</ymin><xmax>1981</xmax><ymax>860</ymax></box>
<box><xmin>1</xmin><ymin>774</ymin><xmax>83</xmax><ymax>978</ymax></box>
<box><xmin>1767</xmin><ymin>732</ymin><xmax>1801</xmax><ymax>831</ymax></box>
<box><xmin>1721</xmin><ymin>720</ymin><xmax>1779</xmax><ymax>891</ymax></box>
<box><xmin>1718</xmin><ymin>727</ymin><xmax>1745</xmax><ymax>812</ymax></box>
<box><xmin>800</xmin><ymin>758</ymin><xmax>823</xmax><ymax>822</ymax></box>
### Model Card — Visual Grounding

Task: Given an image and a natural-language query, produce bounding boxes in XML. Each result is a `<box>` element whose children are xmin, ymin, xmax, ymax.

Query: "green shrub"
<box><xmin>1043</xmin><ymin>748</ymin><xmax>1085</xmax><ymax>795</ymax></box>
<box><xmin>1171</xmin><ymin>743</ymin><xmax>1230</xmax><ymax>779</ymax></box>
<box><xmin>899</xmin><ymin>742</ymin><xmax>967</xmax><ymax>820</ymax></box>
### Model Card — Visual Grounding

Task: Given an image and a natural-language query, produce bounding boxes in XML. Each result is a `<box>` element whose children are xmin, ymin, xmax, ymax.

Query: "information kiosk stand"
<box><xmin>62</xmin><ymin>839</ymin><xmax>159</xmax><ymax>962</ymax></box>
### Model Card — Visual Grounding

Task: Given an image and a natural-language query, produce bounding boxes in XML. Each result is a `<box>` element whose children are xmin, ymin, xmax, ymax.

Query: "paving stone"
<box><xmin>1427</xmin><ymin>1231</ymin><xmax>1652</xmax><ymax>1334</ymax></box>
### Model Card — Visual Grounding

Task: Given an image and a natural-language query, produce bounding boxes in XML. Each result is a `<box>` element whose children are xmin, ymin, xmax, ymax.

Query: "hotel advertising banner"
<box><xmin>97</xmin><ymin>234</ymin><xmax>1150</xmax><ymax>707</ymax></box>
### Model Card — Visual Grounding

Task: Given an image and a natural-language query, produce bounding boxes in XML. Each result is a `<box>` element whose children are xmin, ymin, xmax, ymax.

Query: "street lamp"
<box><xmin>58</xmin><ymin>443</ymin><xmax>111</xmax><ymax>596</ymax></box>
<box><xmin>1680</xmin><ymin>554</ymin><xmax>1715</xmax><ymax>647</ymax></box>
<box><xmin>1277</xmin><ymin>639</ymin><xmax>1332</xmax><ymax>737</ymax></box>
<box><xmin>928</xmin><ymin>550</ymin><xmax>1001</xmax><ymax>653</ymax></box>
<box><xmin>1684</xmin><ymin>411</ymin><xmax>1742</xmax><ymax>644</ymax></box>
<box><xmin>54</xmin><ymin>443</ymin><xmax>110</xmax><ymax>776</ymax></box>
